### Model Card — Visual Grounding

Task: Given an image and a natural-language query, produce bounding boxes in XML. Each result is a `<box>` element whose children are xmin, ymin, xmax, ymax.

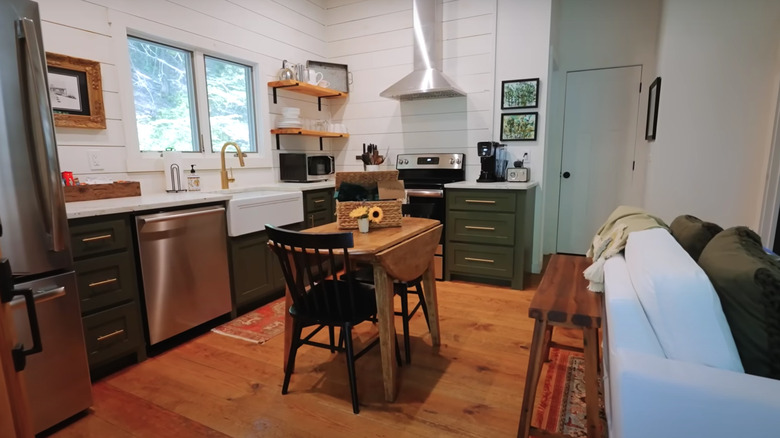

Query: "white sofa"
<box><xmin>602</xmin><ymin>247</ymin><xmax>780</xmax><ymax>438</ymax></box>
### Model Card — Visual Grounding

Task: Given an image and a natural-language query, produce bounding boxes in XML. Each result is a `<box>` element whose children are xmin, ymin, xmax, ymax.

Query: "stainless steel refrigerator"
<box><xmin>0</xmin><ymin>0</ymin><xmax>93</xmax><ymax>433</ymax></box>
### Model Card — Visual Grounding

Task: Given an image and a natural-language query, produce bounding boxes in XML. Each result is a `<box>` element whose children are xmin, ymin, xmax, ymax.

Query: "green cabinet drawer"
<box><xmin>70</xmin><ymin>216</ymin><xmax>129</xmax><ymax>258</ymax></box>
<box><xmin>446</xmin><ymin>243</ymin><xmax>514</xmax><ymax>279</ymax></box>
<box><xmin>82</xmin><ymin>301</ymin><xmax>143</xmax><ymax>367</ymax></box>
<box><xmin>448</xmin><ymin>190</ymin><xmax>516</xmax><ymax>213</ymax></box>
<box><xmin>305</xmin><ymin>189</ymin><xmax>333</xmax><ymax>213</ymax></box>
<box><xmin>74</xmin><ymin>252</ymin><xmax>138</xmax><ymax>314</ymax></box>
<box><xmin>304</xmin><ymin>210</ymin><xmax>332</xmax><ymax>228</ymax></box>
<box><xmin>448</xmin><ymin>211</ymin><xmax>515</xmax><ymax>245</ymax></box>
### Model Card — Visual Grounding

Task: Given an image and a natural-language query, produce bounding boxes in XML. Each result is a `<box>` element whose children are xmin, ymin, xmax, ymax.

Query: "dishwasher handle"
<box><xmin>139</xmin><ymin>206</ymin><xmax>225</xmax><ymax>224</ymax></box>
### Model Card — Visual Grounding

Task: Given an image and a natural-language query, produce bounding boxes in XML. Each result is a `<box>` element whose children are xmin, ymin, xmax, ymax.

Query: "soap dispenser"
<box><xmin>187</xmin><ymin>164</ymin><xmax>201</xmax><ymax>191</ymax></box>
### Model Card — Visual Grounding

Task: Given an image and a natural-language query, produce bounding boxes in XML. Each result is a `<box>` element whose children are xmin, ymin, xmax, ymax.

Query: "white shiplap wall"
<box><xmin>37</xmin><ymin>0</ymin><xmax>334</xmax><ymax>193</ymax></box>
<box><xmin>323</xmin><ymin>0</ymin><xmax>498</xmax><ymax>180</ymax></box>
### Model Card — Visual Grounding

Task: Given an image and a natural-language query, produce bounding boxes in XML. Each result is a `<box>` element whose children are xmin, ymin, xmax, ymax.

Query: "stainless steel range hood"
<box><xmin>380</xmin><ymin>0</ymin><xmax>466</xmax><ymax>101</ymax></box>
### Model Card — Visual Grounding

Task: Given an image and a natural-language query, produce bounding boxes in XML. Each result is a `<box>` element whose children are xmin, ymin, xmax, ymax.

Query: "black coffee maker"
<box><xmin>477</xmin><ymin>141</ymin><xmax>507</xmax><ymax>182</ymax></box>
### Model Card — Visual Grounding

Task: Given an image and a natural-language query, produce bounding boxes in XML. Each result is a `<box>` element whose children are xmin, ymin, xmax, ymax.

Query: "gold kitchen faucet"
<box><xmin>220</xmin><ymin>141</ymin><xmax>246</xmax><ymax>189</ymax></box>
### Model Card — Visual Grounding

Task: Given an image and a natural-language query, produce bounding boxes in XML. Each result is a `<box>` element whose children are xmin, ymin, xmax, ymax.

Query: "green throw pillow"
<box><xmin>698</xmin><ymin>227</ymin><xmax>780</xmax><ymax>379</ymax></box>
<box><xmin>670</xmin><ymin>214</ymin><xmax>723</xmax><ymax>261</ymax></box>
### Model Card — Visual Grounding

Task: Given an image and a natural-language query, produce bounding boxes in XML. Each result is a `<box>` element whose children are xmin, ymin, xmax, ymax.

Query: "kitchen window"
<box><xmin>127</xmin><ymin>36</ymin><xmax>257</xmax><ymax>153</ymax></box>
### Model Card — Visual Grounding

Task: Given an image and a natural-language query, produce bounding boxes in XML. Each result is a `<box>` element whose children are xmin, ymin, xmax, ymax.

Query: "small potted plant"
<box><xmin>349</xmin><ymin>205</ymin><xmax>384</xmax><ymax>232</ymax></box>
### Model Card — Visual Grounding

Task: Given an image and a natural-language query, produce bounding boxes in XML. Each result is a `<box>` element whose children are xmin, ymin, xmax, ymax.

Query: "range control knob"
<box><xmin>449</xmin><ymin>158</ymin><xmax>455</xmax><ymax>164</ymax></box>
<box><xmin>456</xmin><ymin>158</ymin><xmax>461</xmax><ymax>164</ymax></box>
<box><xmin>402</xmin><ymin>159</ymin><xmax>408</xmax><ymax>164</ymax></box>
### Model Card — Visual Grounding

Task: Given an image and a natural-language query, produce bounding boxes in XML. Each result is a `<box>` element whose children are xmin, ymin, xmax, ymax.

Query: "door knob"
<box><xmin>562</xmin><ymin>171</ymin><xmax>571</xmax><ymax>178</ymax></box>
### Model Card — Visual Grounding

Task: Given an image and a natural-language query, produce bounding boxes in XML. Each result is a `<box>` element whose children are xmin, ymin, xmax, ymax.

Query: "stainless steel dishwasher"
<box><xmin>136</xmin><ymin>205</ymin><xmax>231</xmax><ymax>345</ymax></box>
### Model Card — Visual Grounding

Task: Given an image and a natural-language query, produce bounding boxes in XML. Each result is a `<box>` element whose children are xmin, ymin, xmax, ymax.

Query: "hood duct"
<box><xmin>379</xmin><ymin>0</ymin><xmax>466</xmax><ymax>101</ymax></box>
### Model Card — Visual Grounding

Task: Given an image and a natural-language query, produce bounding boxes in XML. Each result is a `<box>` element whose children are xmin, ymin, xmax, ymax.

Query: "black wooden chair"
<box><xmin>266</xmin><ymin>224</ymin><xmax>381</xmax><ymax>414</ymax></box>
<box><xmin>348</xmin><ymin>203</ymin><xmax>434</xmax><ymax>364</ymax></box>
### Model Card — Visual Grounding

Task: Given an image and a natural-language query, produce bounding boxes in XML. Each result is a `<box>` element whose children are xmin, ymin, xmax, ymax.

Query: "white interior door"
<box><xmin>556</xmin><ymin>66</ymin><xmax>642</xmax><ymax>254</ymax></box>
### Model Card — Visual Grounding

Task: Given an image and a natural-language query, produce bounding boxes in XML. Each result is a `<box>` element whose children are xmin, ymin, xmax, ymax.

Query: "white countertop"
<box><xmin>444</xmin><ymin>181</ymin><xmax>538</xmax><ymax>190</ymax></box>
<box><xmin>66</xmin><ymin>192</ymin><xmax>232</xmax><ymax>219</ymax></box>
<box><xmin>65</xmin><ymin>180</ymin><xmax>335</xmax><ymax>219</ymax></box>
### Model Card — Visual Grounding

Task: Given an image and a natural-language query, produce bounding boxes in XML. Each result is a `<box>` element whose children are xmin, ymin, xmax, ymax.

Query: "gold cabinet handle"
<box><xmin>465</xmin><ymin>199</ymin><xmax>495</xmax><ymax>204</ymax></box>
<box><xmin>82</xmin><ymin>234</ymin><xmax>112</xmax><ymax>242</ymax></box>
<box><xmin>314</xmin><ymin>199</ymin><xmax>325</xmax><ymax>203</ymax></box>
<box><xmin>464</xmin><ymin>225</ymin><xmax>495</xmax><ymax>231</ymax></box>
<box><xmin>465</xmin><ymin>257</ymin><xmax>495</xmax><ymax>263</ymax></box>
<box><xmin>97</xmin><ymin>329</ymin><xmax>125</xmax><ymax>342</ymax></box>
<box><xmin>88</xmin><ymin>278</ymin><xmax>117</xmax><ymax>288</ymax></box>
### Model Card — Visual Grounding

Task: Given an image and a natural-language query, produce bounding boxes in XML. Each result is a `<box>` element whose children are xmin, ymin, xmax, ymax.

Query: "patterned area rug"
<box><xmin>211</xmin><ymin>298</ymin><xmax>286</xmax><ymax>343</ymax></box>
<box><xmin>535</xmin><ymin>348</ymin><xmax>607</xmax><ymax>437</ymax></box>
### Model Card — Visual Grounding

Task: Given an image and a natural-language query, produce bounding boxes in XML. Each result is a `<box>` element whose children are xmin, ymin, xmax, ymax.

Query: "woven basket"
<box><xmin>336</xmin><ymin>199</ymin><xmax>403</xmax><ymax>229</ymax></box>
<box><xmin>335</xmin><ymin>170</ymin><xmax>399</xmax><ymax>189</ymax></box>
<box><xmin>335</xmin><ymin>170</ymin><xmax>403</xmax><ymax>229</ymax></box>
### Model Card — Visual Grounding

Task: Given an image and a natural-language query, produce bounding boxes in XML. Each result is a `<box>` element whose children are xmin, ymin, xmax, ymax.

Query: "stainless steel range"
<box><xmin>397</xmin><ymin>153</ymin><xmax>465</xmax><ymax>280</ymax></box>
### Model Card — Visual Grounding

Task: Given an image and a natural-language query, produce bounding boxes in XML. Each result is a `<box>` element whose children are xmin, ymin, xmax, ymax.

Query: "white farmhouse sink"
<box><xmin>225</xmin><ymin>190</ymin><xmax>303</xmax><ymax>237</ymax></box>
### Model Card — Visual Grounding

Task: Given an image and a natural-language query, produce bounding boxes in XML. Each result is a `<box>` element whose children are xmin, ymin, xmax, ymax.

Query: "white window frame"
<box><xmin>110</xmin><ymin>10</ymin><xmax>272</xmax><ymax>172</ymax></box>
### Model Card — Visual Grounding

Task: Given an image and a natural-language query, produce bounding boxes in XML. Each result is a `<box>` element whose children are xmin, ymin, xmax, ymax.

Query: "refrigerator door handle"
<box><xmin>0</xmin><ymin>260</ymin><xmax>43</xmax><ymax>372</ymax></box>
<box><xmin>16</xmin><ymin>18</ymin><xmax>67</xmax><ymax>252</ymax></box>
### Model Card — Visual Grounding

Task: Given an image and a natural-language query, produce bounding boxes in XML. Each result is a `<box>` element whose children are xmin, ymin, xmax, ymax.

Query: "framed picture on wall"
<box><xmin>501</xmin><ymin>112</ymin><xmax>538</xmax><ymax>141</ymax></box>
<box><xmin>501</xmin><ymin>78</ymin><xmax>539</xmax><ymax>109</ymax></box>
<box><xmin>46</xmin><ymin>52</ymin><xmax>106</xmax><ymax>129</ymax></box>
<box><xmin>645</xmin><ymin>77</ymin><xmax>661</xmax><ymax>140</ymax></box>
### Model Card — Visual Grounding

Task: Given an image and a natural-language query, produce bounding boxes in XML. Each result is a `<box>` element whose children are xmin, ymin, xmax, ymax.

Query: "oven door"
<box><xmin>306</xmin><ymin>155</ymin><xmax>335</xmax><ymax>179</ymax></box>
<box><xmin>406</xmin><ymin>188</ymin><xmax>445</xmax><ymax>280</ymax></box>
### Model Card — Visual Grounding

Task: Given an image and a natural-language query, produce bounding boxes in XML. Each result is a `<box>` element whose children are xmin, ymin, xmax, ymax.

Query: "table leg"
<box><xmin>517</xmin><ymin>318</ymin><xmax>548</xmax><ymax>438</ymax></box>
<box><xmin>421</xmin><ymin>258</ymin><xmax>440</xmax><ymax>346</ymax></box>
<box><xmin>583</xmin><ymin>327</ymin><xmax>601</xmax><ymax>438</ymax></box>
<box><xmin>373</xmin><ymin>262</ymin><xmax>399</xmax><ymax>402</ymax></box>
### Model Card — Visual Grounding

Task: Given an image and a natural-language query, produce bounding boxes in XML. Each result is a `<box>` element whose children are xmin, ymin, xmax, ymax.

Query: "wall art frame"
<box><xmin>45</xmin><ymin>52</ymin><xmax>106</xmax><ymax>129</ymax></box>
<box><xmin>645</xmin><ymin>76</ymin><xmax>661</xmax><ymax>140</ymax></box>
<box><xmin>501</xmin><ymin>78</ymin><xmax>539</xmax><ymax>109</ymax></box>
<box><xmin>501</xmin><ymin>112</ymin><xmax>538</xmax><ymax>141</ymax></box>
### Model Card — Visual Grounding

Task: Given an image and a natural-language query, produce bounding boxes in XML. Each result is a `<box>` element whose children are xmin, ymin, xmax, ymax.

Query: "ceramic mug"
<box><xmin>308</xmin><ymin>70</ymin><xmax>324</xmax><ymax>85</ymax></box>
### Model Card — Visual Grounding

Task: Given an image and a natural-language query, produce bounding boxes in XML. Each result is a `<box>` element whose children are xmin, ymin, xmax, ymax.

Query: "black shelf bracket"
<box><xmin>272</xmin><ymin>83</ymin><xmax>300</xmax><ymax>104</ymax></box>
<box><xmin>317</xmin><ymin>93</ymin><xmax>343</xmax><ymax>111</ymax></box>
<box><xmin>275</xmin><ymin>133</ymin><xmax>280</xmax><ymax>150</ymax></box>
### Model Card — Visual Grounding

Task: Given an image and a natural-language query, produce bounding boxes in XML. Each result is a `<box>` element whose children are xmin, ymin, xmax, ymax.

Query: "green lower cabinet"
<box><xmin>445</xmin><ymin>187</ymin><xmax>536</xmax><ymax>290</ymax></box>
<box><xmin>229</xmin><ymin>230</ymin><xmax>284</xmax><ymax>311</ymax></box>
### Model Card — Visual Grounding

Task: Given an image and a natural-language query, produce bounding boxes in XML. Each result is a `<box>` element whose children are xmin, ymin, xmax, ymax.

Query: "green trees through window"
<box><xmin>127</xmin><ymin>36</ymin><xmax>257</xmax><ymax>153</ymax></box>
<box><xmin>205</xmin><ymin>56</ymin><xmax>255</xmax><ymax>153</ymax></box>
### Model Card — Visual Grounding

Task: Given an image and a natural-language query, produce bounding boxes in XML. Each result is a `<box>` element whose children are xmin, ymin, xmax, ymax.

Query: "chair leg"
<box><xmin>282</xmin><ymin>320</ymin><xmax>303</xmax><ymax>395</ymax></box>
<box><xmin>400</xmin><ymin>291</ymin><xmax>412</xmax><ymax>364</ymax></box>
<box><xmin>328</xmin><ymin>326</ymin><xmax>336</xmax><ymax>353</ymax></box>
<box><xmin>415</xmin><ymin>283</ymin><xmax>430</xmax><ymax>330</ymax></box>
<box><xmin>342</xmin><ymin>323</ymin><xmax>360</xmax><ymax>414</ymax></box>
<box><xmin>395</xmin><ymin>334</ymin><xmax>402</xmax><ymax>367</ymax></box>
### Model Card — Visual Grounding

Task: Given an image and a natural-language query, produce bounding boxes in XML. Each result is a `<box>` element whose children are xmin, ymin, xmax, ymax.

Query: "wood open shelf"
<box><xmin>270</xmin><ymin>128</ymin><xmax>349</xmax><ymax>150</ymax></box>
<box><xmin>268</xmin><ymin>80</ymin><xmax>348</xmax><ymax>110</ymax></box>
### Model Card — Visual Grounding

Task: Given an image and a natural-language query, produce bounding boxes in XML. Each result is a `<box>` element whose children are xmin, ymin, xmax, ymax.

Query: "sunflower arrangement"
<box><xmin>349</xmin><ymin>205</ymin><xmax>384</xmax><ymax>224</ymax></box>
<box><xmin>368</xmin><ymin>206</ymin><xmax>383</xmax><ymax>224</ymax></box>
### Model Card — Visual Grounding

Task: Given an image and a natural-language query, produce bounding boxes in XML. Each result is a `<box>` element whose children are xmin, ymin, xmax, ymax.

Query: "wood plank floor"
<box><xmin>50</xmin><ymin>277</ymin><xmax>585</xmax><ymax>438</ymax></box>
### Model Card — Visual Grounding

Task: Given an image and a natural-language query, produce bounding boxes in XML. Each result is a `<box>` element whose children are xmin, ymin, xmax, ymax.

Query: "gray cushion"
<box><xmin>670</xmin><ymin>214</ymin><xmax>723</xmax><ymax>261</ymax></box>
<box><xmin>698</xmin><ymin>227</ymin><xmax>780</xmax><ymax>379</ymax></box>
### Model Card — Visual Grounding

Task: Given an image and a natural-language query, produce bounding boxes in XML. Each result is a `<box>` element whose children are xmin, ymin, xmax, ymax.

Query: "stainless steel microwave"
<box><xmin>279</xmin><ymin>153</ymin><xmax>335</xmax><ymax>182</ymax></box>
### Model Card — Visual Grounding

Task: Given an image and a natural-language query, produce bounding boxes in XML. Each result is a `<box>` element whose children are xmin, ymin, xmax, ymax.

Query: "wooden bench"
<box><xmin>517</xmin><ymin>254</ymin><xmax>603</xmax><ymax>438</ymax></box>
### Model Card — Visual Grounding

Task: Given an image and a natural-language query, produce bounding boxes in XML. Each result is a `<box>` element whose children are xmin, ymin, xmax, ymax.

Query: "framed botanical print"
<box><xmin>501</xmin><ymin>78</ymin><xmax>539</xmax><ymax>109</ymax></box>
